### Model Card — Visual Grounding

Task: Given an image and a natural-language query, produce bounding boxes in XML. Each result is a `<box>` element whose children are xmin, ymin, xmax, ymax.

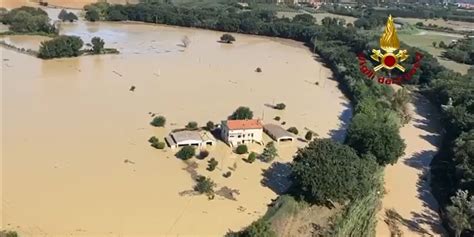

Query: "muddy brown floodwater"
<box><xmin>1</xmin><ymin>18</ymin><xmax>351</xmax><ymax>236</ymax></box>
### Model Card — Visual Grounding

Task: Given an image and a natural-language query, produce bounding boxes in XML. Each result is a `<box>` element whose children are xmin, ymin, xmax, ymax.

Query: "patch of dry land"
<box><xmin>1</xmin><ymin>15</ymin><xmax>351</xmax><ymax>236</ymax></box>
<box><xmin>376</xmin><ymin>92</ymin><xmax>445</xmax><ymax>237</ymax></box>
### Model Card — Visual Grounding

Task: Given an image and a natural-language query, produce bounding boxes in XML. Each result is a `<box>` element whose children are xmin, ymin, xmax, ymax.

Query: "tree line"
<box><xmin>0</xmin><ymin>6</ymin><xmax>57</xmax><ymax>35</ymax></box>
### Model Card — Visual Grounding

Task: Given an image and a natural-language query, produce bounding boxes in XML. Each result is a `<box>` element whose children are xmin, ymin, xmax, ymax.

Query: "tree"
<box><xmin>439</xmin><ymin>41</ymin><xmax>447</xmax><ymax>48</ymax></box>
<box><xmin>38</xmin><ymin>36</ymin><xmax>83</xmax><ymax>59</ymax></box>
<box><xmin>207</xmin><ymin>158</ymin><xmax>218</xmax><ymax>171</ymax></box>
<box><xmin>290</xmin><ymin>139</ymin><xmax>378</xmax><ymax>204</ymax></box>
<box><xmin>229</xmin><ymin>106</ymin><xmax>253</xmax><ymax>120</ymax></box>
<box><xmin>287</xmin><ymin>127</ymin><xmax>298</xmax><ymax>135</ymax></box>
<box><xmin>58</xmin><ymin>9</ymin><xmax>67</xmax><ymax>21</ymax></box>
<box><xmin>91</xmin><ymin>37</ymin><xmax>105</xmax><ymax>54</ymax></box>
<box><xmin>198</xmin><ymin>150</ymin><xmax>209</xmax><ymax>159</ymax></box>
<box><xmin>432</xmin><ymin>41</ymin><xmax>437</xmax><ymax>48</ymax></box>
<box><xmin>446</xmin><ymin>190</ymin><xmax>474</xmax><ymax>237</ymax></box>
<box><xmin>150</xmin><ymin>116</ymin><xmax>166</xmax><ymax>127</ymax></box>
<box><xmin>176</xmin><ymin>146</ymin><xmax>195</xmax><ymax>160</ymax></box>
<box><xmin>345</xmin><ymin>113</ymin><xmax>406</xmax><ymax>166</ymax></box>
<box><xmin>206</xmin><ymin>121</ymin><xmax>215</xmax><ymax>131</ymax></box>
<box><xmin>236</xmin><ymin>144</ymin><xmax>248</xmax><ymax>154</ymax></box>
<box><xmin>186</xmin><ymin>121</ymin><xmax>198</xmax><ymax>130</ymax></box>
<box><xmin>259</xmin><ymin>142</ymin><xmax>278</xmax><ymax>163</ymax></box>
<box><xmin>245</xmin><ymin>152</ymin><xmax>257</xmax><ymax>163</ymax></box>
<box><xmin>220</xmin><ymin>33</ymin><xmax>236</xmax><ymax>44</ymax></box>
<box><xmin>85</xmin><ymin>8</ymin><xmax>100</xmax><ymax>22</ymax></box>
<box><xmin>274</xmin><ymin>103</ymin><xmax>286</xmax><ymax>110</ymax></box>
<box><xmin>194</xmin><ymin>175</ymin><xmax>216</xmax><ymax>195</ymax></box>
<box><xmin>181</xmin><ymin>35</ymin><xmax>190</xmax><ymax>48</ymax></box>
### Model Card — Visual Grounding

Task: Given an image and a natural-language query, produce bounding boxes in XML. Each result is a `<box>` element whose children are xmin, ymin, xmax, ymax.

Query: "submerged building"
<box><xmin>165</xmin><ymin>130</ymin><xmax>215</xmax><ymax>149</ymax></box>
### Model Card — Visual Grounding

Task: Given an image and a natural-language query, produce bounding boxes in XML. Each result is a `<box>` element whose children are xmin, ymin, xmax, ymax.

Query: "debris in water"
<box><xmin>124</xmin><ymin>159</ymin><xmax>135</xmax><ymax>164</ymax></box>
<box><xmin>113</xmin><ymin>71</ymin><xmax>123</xmax><ymax>77</ymax></box>
<box><xmin>130</xmin><ymin>86</ymin><xmax>135</xmax><ymax>92</ymax></box>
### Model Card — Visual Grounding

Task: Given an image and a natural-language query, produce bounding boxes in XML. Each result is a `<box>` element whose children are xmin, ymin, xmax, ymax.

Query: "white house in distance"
<box><xmin>221</xmin><ymin>119</ymin><xmax>263</xmax><ymax>147</ymax></box>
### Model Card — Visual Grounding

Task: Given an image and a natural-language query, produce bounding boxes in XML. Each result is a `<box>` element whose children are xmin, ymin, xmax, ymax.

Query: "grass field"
<box><xmin>396</xmin><ymin>17</ymin><xmax>474</xmax><ymax>32</ymax></box>
<box><xmin>399</xmin><ymin>31</ymin><xmax>471</xmax><ymax>74</ymax></box>
<box><xmin>277</xmin><ymin>11</ymin><xmax>357</xmax><ymax>24</ymax></box>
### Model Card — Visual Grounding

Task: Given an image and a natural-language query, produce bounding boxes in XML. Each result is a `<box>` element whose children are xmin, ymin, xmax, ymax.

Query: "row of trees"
<box><xmin>38</xmin><ymin>36</ymin><xmax>108</xmax><ymax>59</ymax></box>
<box><xmin>0</xmin><ymin>6</ymin><xmax>57</xmax><ymax>34</ymax></box>
<box><xmin>442</xmin><ymin>38</ymin><xmax>474</xmax><ymax>65</ymax></box>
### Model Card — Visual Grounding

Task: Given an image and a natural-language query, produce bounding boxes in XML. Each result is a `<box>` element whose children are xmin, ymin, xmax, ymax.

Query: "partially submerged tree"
<box><xmin>229</xmin><ymin>106</ymin><xmax>253</xmax><ymax>120</ymax></box>
<box><xmin>176</xmin><ymin>146</ymin><xmax>195</xmax><ymax>160</ymax></box>
<box><xmin>91</xmin><ymin>36</ymin><xmax>105</xmax><ymax>54</ymax></box>
<box><xmin>207</xmin><ymin>158</ymin><xmax>218</xmax><ymax>171</ymax></box>
<box><xmin>186</xmin><ymin>121</ymin><xmax>198</xmax><ymax>130</ymax></box>
<box><xmin>38</xmin><ymin>35</ymin><xmax>83</xmax><ymax>59</ymax></box>
<box><xmin>181</xmin><ymin>35</ymin><xmax>191</xmax><ymax>48</ymax></box>
<box><xmin>150</xmin><ymin>116</ymin><xmax>166</xmax><ymax>127</ymax></box>
<box><xmin>194</xmin><ymin>175</ymin><xmax>216</xmax><ymax>196</ymax></box>
<box><xmin>235</xmin><ymin>144</ymin><xmax>248</xmax><ymax>154</ymax></box>
<box><xmin>220</xmin><ymin>33</ymin><xmax>235</xmax><ymax>44</ymax></box>
<box><xmin>259</xmin><ymin>142</ymin><xmax>278</xmax><ymax>163</ymax></box>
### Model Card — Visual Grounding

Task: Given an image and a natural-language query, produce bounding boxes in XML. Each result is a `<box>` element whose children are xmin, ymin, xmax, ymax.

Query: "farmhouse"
<box><xmin>221</xmin><ymin>119</ymin><xmax>263</xmax><ymax>147</ymax></box>
<box><xmin>263</xmin><ymin>124</ymin><xmax>295</xmax><ymax>142</ymax></box>
<box><xmin>165</xmin><ymin>130</ymin><xmax>215</xmax><ymax>149</ymax></box>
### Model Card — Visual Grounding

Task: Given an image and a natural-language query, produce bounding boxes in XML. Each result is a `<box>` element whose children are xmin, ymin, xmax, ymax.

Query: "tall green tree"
<box><xmin>38</xmin><ymin>36</ymin><xmax>84</xmax><ymax>59</ymax></box>
<box><xmin>290</xmin><ymin>139</ymin><xmax>378</xmax><ymax>204</ymax></box>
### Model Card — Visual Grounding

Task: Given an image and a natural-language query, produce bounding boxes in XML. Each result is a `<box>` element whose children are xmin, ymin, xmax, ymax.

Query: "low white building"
<box><xmin>221</xmin><ymin>119</ymin><xmax>263</xmax><ymax>147</ymax></box>
<box><xmin>165</xmin><ymin>130</ymin><xmax>215</xmax><ymax>149</ymax></box>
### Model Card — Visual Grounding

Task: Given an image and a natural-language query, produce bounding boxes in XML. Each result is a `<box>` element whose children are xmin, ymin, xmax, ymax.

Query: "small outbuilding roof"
<box><xmin>264</xmin><ymin>124</ymin><xmax>294</xmax><ymax>141</ymax></box>
<box><xmin>171</xmin><ymin>130</ymin><xmax>202</xmax><ymax>143</ymax></box>
<box><xmin>225</xmin><ymin>119</ymin><xmax>263</xmax><ymax>130</ymax></box>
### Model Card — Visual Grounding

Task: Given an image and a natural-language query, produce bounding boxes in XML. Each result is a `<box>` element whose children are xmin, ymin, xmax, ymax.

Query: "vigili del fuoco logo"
<box><xmin>357</xmin><ymin>15</ymin><xmax>423</xmax><ymax>85</ymax></box>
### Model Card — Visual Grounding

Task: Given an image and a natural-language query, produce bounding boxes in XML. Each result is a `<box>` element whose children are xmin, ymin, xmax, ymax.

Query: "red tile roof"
<box><xmin>226</xmin><ymin>119</ymin><xmax>263</xmax><ymax>130</ymax></box>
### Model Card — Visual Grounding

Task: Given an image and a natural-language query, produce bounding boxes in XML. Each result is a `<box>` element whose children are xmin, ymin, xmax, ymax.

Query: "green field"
<box><xmin>277</xmin><ymin>11</ymin><xmax>357</xmax><ymax>24</ymax></box>
<box><xmin>399</xmin><ymin>31</ymin><xmax>470</xmax><ymax>74</ymax></box>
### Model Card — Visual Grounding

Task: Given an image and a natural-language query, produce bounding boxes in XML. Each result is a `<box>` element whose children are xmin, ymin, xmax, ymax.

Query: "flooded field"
<box><xmin>1</xmin><ymin>18</ymin><xmax>350</xmax><ymax>236</ymax></box>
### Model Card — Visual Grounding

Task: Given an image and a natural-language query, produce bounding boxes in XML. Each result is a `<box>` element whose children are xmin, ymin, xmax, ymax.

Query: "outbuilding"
<box><xmin>263</xmin><ymin>124</ymin><xmax>295</xmax><ymax>142</ymax></box>
<box><xmin>165</xmin><ymin>130</ymin><xmax>215</xmax><ymax>149</ymax></box>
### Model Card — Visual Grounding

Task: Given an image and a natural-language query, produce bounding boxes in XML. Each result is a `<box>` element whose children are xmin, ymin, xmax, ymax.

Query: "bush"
<box><xmin>287</xmin><ymin>127</ymin><xmax>299</xmax><ymax>135</ymax></box>
<box><xmin>274</xmin><ymin>103</ymin><xmax>286</xmax><ymax>110</ymax></box>
<box><xmin>150</xmin><ymin>116</ymin><xmax>166</xmax><ymax>127</ymax></box>
<box><xmin>38</xmin><ymin>36</ymin><xmax>83</xmax><ymax>59</ymax></box>
<box><xmin>206</xmin><ymin>121</ymin><xmax>215</xmax><ymax>131</ymax></box>
<box><xmin>186</xmin><ymin>121</ymin><xmax>198</xmax><ymax>130</ymax></box>
<box><xmin>291</xmin><ymin>139</ymin><xmax>379</xmax><ymax>204</ymax></box>
<box><xmin>176</xmin><ymin>146</ymin><xmax>195</xmax><ymax>160</ymax></box>
<box><xmin>235</xmin><ymin>144</ymin><xmax>248</xmax><ymax>154</ymax></box>
<box><xmin>255</xmin><ymin>67</ymin><xmax>262</xmax><ymax>73</ymax></box>
<box><xmin>229</xmin><ymin>106</ymin><xmax>253</xmax><ymax>120</ymax></box>
<box><xmin>223</xmin><ymin>171</ymin><xmax>232</xmax><ymax>178</ymax></box>
<box><xmin>151</xmin><ymin>141</ymin><xmax>165</xmax><ymax>149</ymax></box>
<box><xmin>245</xmin><ymin>152</ymin><xmax>257</xmax><ymax>163</ymax></box>
<box><xmin>194</xmin><ymin>175</ymin><xmax>216</xmax><ymax>195</ymax></box>
<box><xmin>207</xmin><ymin>158</ymin><xmax>218</xmax><ymax>171</ymax></box>
<box><xmin>220</xmin><ymin>33</ymin><xmax>235</xmax><ymax>43</ymax></box>
<box><xmin>198</xmin><ymin>150</ymin><xmax>210</xmax><ymax>159</ymax></box>
<box><xmin>274</xmin><ymin>116</ymin><xmax>281</xmax><ymax>121</ymax></box>
<box><xmin>148</xmin><ymin>136</ymin><xmax>159</xmax><ymax>143</ymax></box>
<box><xmin>0</xmin><ymin>231</ymin><xmax>18</xmax><ymax>237</ymax></box>
<box><xmin>305</xmin><ymin>131</ymin><xmax>313</xmax><ymax>141</ymax></box>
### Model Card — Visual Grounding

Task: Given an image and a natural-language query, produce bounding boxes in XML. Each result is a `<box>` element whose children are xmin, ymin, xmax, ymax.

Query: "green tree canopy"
<box><xmin>229</xmin><ymin>106</ymin><xmax>253</xmax><ymax>120</ymax></box>
<box><xmin>38</xmin><ymin>36</ymin><xmax>83</xmax><ymax>59</ymax></box>
<box><xmin>290</xmin><ymin>139</ymin><xmax>378</xmax><ymax>204</ymax></box>
<box><xmin>345</xmin><ymin>113</ymin><xmax>406</xmax><ymax>166</ymax></box>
